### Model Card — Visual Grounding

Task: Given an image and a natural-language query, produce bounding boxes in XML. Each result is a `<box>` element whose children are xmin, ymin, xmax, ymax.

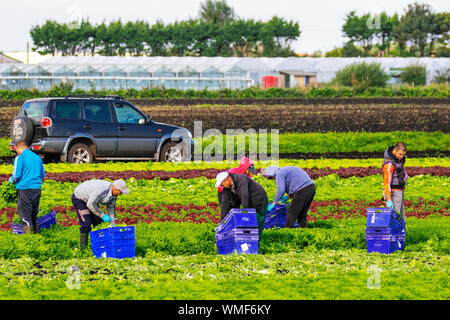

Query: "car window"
<box><xmin>83</xmin><ymin>101</ymin><xmax>112</xmax><ymax>123</ymax></box>
<box><xmin>54</xmin><ymin>101</ymin><xmax>80</xmax><ymax>119</ymax></box>
<box><xmin>113</xmin><ymin>103</ymin><xmax>144</xmax><ymax>124</ymax></box>
<box><xmin>20</xmin><ymin>101</ymin><xmax>46</xmax><ymax>118</ymax></box>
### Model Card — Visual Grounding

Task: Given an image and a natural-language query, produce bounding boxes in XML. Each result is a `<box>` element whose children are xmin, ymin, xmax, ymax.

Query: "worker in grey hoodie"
<box><xmin>261</xmin><ymin>166</ymin><xmax>315</xmax><ymax>228</ymax></box>
<box><xmin>71</xmin><ymin>179</ymin><xmax>130</xmax><ymax>250</ymax></box>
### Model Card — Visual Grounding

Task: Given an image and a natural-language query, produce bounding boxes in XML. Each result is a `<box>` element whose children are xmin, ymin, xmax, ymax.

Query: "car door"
<box><xmin>81</xmin><ymin>100</ymin><xmax>118</xmax><ymax>156</ymax></box>
<box><xmin>112</xmin><ymin>102</ymin><xmax>157</xmax><ymax>157</ymax></box>
<box><xmin>46</xmin><ymin>100</ymin><xmax>84</xmax><ymax>151</ymax></box>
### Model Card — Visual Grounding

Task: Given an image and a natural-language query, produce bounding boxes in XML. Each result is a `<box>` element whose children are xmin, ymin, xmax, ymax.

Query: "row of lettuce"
<box><xmin>0</xmin><ymin>157</ymin><xmax>446</xmax><ymax>173</ymax></box>
<box><xmin>0</xmin><ymin>131</ymin><xmax>448</xmax><ymax>157</ymax></box>
<box><xmin>0</xmin><ymin>174</ymin><xmax>450</xmax><ymax>213</ymax></box>
<box><xmin>0</xmin><ymin>156</ymin><xmax>447</xmax><ymax>260</ymax></box>
<box><xmin>0</xmin><ymin>216</ymin><xmax>447</xmax><ymax>260</ymax></box>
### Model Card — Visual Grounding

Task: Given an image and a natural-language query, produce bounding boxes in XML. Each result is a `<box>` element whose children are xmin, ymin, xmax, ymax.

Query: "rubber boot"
<box><xmin>23</xmin><ymin>226</ymin><xmax>32</xmax><ymax>234</ymax></box>
<box><xmin>32</xmin><ymin>216</ymin><xmax>39</xmax><ymax>234</ymax></box>
<box><xmin>80</xmin><ymin>233</ymin><xmax>89</xmax><ymax>250</ymax></box>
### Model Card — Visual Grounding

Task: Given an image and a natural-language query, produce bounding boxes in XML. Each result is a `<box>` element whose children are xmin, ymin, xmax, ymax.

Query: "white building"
<box><xmin>0</xmin><ymin>56</ymin><xmax>448</xmax><ymax>90</ymax></box>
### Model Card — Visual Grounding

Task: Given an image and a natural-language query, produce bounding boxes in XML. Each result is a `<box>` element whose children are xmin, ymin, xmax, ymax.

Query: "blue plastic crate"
<box><xmin>365</xmin><ymin>227</ymin><xmax>406</xmax><ymax>238</ymax></box>
<box><xmin>216</xmin><ymin>237</ymin><xmax>259</xmax><ymax>255</ymax></box>
<box><xmin>90</xmin><ymin>226</ymin><xmax>136</xmax><ymax>259</ymax></box>
<box><xmin>264</xmin><ymin>204</ymin><xmax>299</xmax><ymax>229</ymax></box>
<box><xmin>92</xmin><ymin>240</ymin><xmax>136</xmax><ymax>259</ymax></box>
<box><xmin>90</xmin><ymin>226</ymin><xmax>135</xmax><ymax>240</ymax></box>
<box><xmin>366</xmin><ymin>208</ymin><xmax>405</xmax><ymax>229</ymax></box>
<box><xmin>215</xmin><ymin>227</ymin><xmax>259</xmax><ymax>241</ymax></box>
<box><xmin>11</xmin><ymin>211</ymin><xmax>57</xmax><ymax>234</ymax></box>
<box><xmin>215</xmin><ymin>208</ymin><xmax>258</xmax><ymax>234</ymax></box>
<box><xmin>91</xmin><ymin>237</ymin><xmax>136</xmax><ymax>248</ymax></box>
<box><xmin>11</xmin><ymin>223</ymin><xmax>24</xmax><ymax>235</ymax></box>
<box><xmin>38</xmin><ymin>211</ymin><xmax>57</xmax><ymax>232</ymax></box>
<box><xmin>366</xmin><ymin>234</ymin><xmax>405</xmax><ymax>254</ymax></box>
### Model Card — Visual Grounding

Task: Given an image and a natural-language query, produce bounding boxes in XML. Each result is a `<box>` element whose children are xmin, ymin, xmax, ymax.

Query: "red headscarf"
<box><xmin>218</xmin><ymin>157</ymin><xmax>256</xmax><ymax>192</ymax></box>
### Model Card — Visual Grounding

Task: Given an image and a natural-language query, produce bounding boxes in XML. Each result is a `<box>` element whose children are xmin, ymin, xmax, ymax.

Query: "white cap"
<box><xmin>112</xmin><ymin>179</ymin><xmax>130</xmax><ymax>195</ymax></box>
<box><xmin>215</xmin><ymin>172</ymin><xmax>229</xmax><ymax>188</ymax></box>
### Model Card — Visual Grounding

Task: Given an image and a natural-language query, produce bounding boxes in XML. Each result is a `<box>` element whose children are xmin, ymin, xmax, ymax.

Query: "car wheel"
<box><xmin>68</xmin><ymin>143</ymin><xmax>94</xmax><ymax>164</ymax></box>
<box><xmin>160</xmin><ymin>141</ymin><xmax>183</xmax><ymax>162</ymax></box>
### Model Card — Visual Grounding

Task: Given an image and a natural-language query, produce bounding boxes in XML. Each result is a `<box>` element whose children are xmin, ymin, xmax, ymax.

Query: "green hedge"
<box><xmin>0</xmin><ymin>84</ymin><xmax>449</xmax><ymax>100</ymax></box>
<box><xmin>2</xmin><ymin>131</ymin><xmax>448</xmax><ymax>157</ymax></box>
<box><xmin>0</xmin><ymin>216</ymin><xmax>447</xmax><ymax>260</ymax></box>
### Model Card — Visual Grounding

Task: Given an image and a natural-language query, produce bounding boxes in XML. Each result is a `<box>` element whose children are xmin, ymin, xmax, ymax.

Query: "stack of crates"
<box><xmin>264</xmin><ymin>204</ymin><xmax>298</xmax><ymax>229</ymax></box>
<box><xmin>11</xmin><ymin>211</ymin><xmax>57</xmax><ymax>234</ymax></box>
<box><xmin>215</xmin><ymin>208</ymin><xmax>259</xmax><ymax>255</ymax></box>
<box><xmin>90</xmin><ymin>226</ymin><xmax>136</xmax><ymax>259</ymax></box>
<box><xmin>365</xmin><ymin>208</ymin><xmax>406</xmax><ymax>254</ymax></box>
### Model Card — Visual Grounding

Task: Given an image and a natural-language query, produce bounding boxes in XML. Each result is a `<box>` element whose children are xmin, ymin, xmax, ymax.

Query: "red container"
<box><xmin>262</xmin><ymin>76</ymin><xmax>278</xmax><ymax>88</ymax></box>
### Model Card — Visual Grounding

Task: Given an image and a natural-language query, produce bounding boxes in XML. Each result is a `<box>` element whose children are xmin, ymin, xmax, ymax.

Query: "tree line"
<box><xmin>29</xmin><ymin>1</ymin><xmax>449</xmax><ymax>58</ymax></box>
<box><xmin>30</xmin><ymin>1</ymin><xmax>300</xmax><ymax>57</ymax></box>
<box><xmin>326</xmin><ymin>2</ymin><xmax>449</xmax><ymax>57</ymax></box>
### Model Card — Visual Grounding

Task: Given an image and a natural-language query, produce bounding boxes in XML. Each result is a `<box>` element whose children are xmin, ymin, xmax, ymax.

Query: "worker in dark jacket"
<box><xmin>217</xmin><ymin>156</ymin><xmax>257</xmax><ymax>204</ymax></box>
<box><xmin>8</xmin><ymin>141</ymin><xmax>45</xmax><ymax>234</ymax></box>
<box><xmin>261</xmin><ymin>166</ymin><xmax>315</xmax><ymax>228</ymax></box>
<box><xmin>382</xmin><ymin>142</ymin><xmax>407</xmax><ymax>221</ymax></box>
<box><xmin>215</xmin><ymin>172</ymin><xmax>268</xmax><ymax>236</ymax></box>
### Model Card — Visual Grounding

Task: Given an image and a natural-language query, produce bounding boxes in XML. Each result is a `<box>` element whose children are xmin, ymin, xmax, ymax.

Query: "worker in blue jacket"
<box><xmin>261</xmin><ymin>166</ymin><xmax>315</xmax><ymax>228</ymax></box>
<box><xmin>8</xmin><ymin>141</ymin><xmax>45</xmax><ymax>234</ymax></box>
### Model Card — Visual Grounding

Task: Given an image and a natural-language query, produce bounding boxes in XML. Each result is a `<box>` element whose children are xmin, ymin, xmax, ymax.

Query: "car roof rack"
<box><xmin>64</xmin><ymin>94</ymin><xmax>124</xmax><ymax>100</ymax></box>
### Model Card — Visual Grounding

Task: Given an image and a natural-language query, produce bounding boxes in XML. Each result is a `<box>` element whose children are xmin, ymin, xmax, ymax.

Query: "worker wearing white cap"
<box><xmin>215</xmin><ymin>172</ymin><xmax>268</xmax><ymax>236</ymax></box>
<box><xmin>71</xmin><ymin>179</ymin><xmax>130</xmax><ymax>250</ymax></box>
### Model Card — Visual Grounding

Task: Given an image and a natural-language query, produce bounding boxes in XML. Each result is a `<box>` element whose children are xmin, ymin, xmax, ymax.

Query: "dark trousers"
<box><xmin>17</xmin><ymin>189</ymin><xmax>41</xmax><ymax>228</ymax></box>
<box><xmin>218</xmin><ymin>190</ymin><xmax>223</xmax><ymax>205</ymax></box>
<box><xmin>286</xmin><ymin>183</ymin><xmax>316</xmax><ymax>228</ymax></box>
<box><xmin>71</xmin><ymin>193</ymin><xmax>102</xmax><ymax>233</ymax></box>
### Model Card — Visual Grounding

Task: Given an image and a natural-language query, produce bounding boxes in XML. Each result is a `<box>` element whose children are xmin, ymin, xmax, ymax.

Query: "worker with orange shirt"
<box><xmin>382</xmin><ymin>142</ymin><xmax>408</xmax><ymax>221</ymax></box>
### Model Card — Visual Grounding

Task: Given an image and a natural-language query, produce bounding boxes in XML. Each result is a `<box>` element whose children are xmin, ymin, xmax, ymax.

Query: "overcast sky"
<box><xmin>1</xmin><ymin>0</ymin><xmax>449</xmax><ymax>54</ymax></box>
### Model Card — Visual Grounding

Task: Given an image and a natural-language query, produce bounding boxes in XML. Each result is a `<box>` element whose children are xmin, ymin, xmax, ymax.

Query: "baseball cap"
<box><xmin>248</xmin><ymin>164</ymin><xmax>257</xmax><ymax>175</ymax></box>
<box><xmin>112</xmin><ymin>179</ymin><xmax>130</xmax><ymax>195</ymax></box>
<box><xmin>215</xmin><ymin>172</ymin><xmax>229</xmax><ymax>189</ymax></box>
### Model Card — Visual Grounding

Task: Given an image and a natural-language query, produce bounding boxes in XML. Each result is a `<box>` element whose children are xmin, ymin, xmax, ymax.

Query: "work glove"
<box><xmin>280</xmin><ymin>195</ymin><xmax>289</xmax><ymax>203</ymax></box>
<box><xmin>267</xmin><ymin>203</ymin><xmax>276</xmax><ymax>211</ymax></box>
<box><xmin>386</xmin><ymin>201</ymin><xmax>394</xmax><ymax>209</ymax></box>
<box><xmin>102</xmin><ymin>215</ymin><xmax>111</xmax><ymax>222</ymax></box>
<box><xmin>8</xmin><ymin>177</ymin><xmax>13</xmax><ymax>183</ymax></box>
<box><xmin>403</xmin><ymin>171</ymin><xmax>408</xmax><ymax>182</ymax></box>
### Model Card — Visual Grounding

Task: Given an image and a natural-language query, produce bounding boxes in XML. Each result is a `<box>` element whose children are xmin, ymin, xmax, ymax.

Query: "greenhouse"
<box><xmin>0</xmin><ymin>56</ymin><xmax>448</xmax><ymax>90</ymax></box>
<box><xmin>0</xmin><ymin>64</ymin><xmax>26</xmax><ymax>90</ymax></box>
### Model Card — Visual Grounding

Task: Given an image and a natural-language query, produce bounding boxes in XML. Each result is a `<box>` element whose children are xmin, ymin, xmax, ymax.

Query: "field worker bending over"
<box><xmin>8</xmin><ymin>141</ymin><xmax>45</xmax><ymax>234</ymax></box>
<box><xmin>217</xmin><ymin>156</ymin><xmax>258</xmax><ymax>204</ymax></box>
<box><xmin>261</xmin><ymin>166</ymin><xmax>315</xmax><ymax>228</ymax></box>
<box><xmin>215</xmin><ymin>172</ymin><xmax>268</xmax><ymax>236</ymax></box>
<box><xmin>382</xmin><ymin>142</ymin><xmax>408</xmax><ymax>221</ymax></box>
<box><xmin>71</xmin><ymin>179</ymin><xmax>130</xmax><ymax>250</ymax></box>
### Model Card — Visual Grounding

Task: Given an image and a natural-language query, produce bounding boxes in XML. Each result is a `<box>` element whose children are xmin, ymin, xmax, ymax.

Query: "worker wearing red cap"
<box><xmin>217</xmin><ymin>157</ymin><xmax>257</xmax><ymax>204</ymax></box>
